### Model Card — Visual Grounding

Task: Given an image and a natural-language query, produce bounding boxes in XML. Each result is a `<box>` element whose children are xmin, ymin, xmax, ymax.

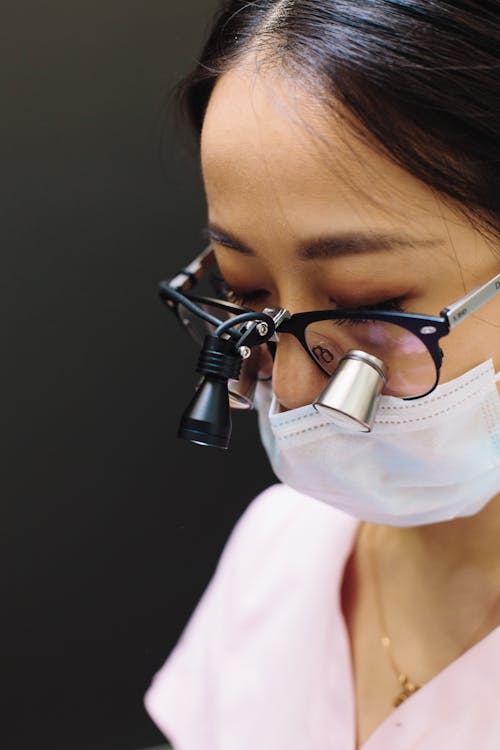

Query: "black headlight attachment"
<box><xmin>179</xmin><ymin>335</ymin><xmax>243</xmax><ymax>449</ymax></box>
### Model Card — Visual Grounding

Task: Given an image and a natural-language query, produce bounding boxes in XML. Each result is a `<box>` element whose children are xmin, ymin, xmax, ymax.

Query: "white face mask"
<box><xmin>255</xmin><ymin>359</ymin><xmax>500</xmax><ymax>526</ymax></box>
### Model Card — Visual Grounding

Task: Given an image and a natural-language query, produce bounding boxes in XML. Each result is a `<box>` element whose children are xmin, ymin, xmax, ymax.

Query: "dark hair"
<box><xmin>178</xmin><ymin>0</ymin><xmax>500</xmax><ymax>241</ymax></box>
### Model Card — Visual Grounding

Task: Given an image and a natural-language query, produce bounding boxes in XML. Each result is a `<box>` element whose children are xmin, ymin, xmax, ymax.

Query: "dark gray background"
<box><xmin>2</xmin><ymin>2</ymin><xmax>277</xmax><ymax>748</ymax></box>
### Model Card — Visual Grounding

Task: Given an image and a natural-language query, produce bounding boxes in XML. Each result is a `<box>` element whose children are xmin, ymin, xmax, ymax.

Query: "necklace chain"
<box><xmin>366</xmin><ymin>524</ymin><xmax>500</xmax><ymax>708</ymax></box>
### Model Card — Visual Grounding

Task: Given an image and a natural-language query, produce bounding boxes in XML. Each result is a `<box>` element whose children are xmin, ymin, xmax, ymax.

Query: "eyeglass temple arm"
<box><xmin>159</xmin><ymin>246</ymin><xmax>285</xmax><ymax>344</ymax></box>
<box><xmin>167</xmin><ymin>246</ymin><xmax>215</xmax><ymax>295</ymax></box>
<box><xmin>441</xmin><ymin>273</ymin><xmax>500</xmax><ymax>329</ymax></box>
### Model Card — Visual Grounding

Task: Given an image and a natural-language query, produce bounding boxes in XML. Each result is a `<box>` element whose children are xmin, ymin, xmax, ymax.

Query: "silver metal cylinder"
<box><xmin>228</xmin><ymin>376</ymin><xmax>257</xmax><ymax>409</ymax></box>
<box><xmin>227</xmin><ymin>344</ymin><xmax>274</xmax><ymax>410</ymax></box>
<box><xmin>313</xmin><ymin>350</ymin><xmax>387</xmax><ymax>432</ymax></box>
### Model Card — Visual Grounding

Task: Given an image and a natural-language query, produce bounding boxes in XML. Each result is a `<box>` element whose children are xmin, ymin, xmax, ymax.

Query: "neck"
<box><xmin>363</xmin><ymin>491</ymin><xmax>500</xmax><ymax>677</ymax></box>
<box><xmin>384</xmin><ymin>491</ymin><xmax>500</xmax><ymax>574</ymax></box>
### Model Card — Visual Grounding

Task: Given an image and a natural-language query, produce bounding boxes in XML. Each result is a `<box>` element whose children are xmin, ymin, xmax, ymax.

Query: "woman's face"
<box><xmin>200</xmin><ymin>63</ymin><xmax>500</xmax><ymax>410</ymax></box>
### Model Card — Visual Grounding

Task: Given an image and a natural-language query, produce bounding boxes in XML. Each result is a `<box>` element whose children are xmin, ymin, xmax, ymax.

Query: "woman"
<box><xmin>145</xmin><ymin>1</ymin><xmax>500</xmax><ymax>747</ymax></box>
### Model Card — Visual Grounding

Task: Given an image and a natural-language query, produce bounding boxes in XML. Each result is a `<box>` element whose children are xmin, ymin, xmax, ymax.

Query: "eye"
<box><xmin>211</xmin><ymin>271</ymin><xmax>269</xmax><ymax>309</ymax></box>
<box><xmin>225</xmin><ymin>288</ymin><xmax>269</xmax><ymax>308</ymax></box>
<box><xmin>212</xmin><ymin>267</ymin><xmax>408</xmax><ymax>317</ymax></box>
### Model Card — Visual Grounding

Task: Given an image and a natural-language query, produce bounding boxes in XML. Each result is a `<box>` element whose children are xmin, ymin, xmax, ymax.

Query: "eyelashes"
<box><xmin>225</xmin><ymin>288</ymin><xmax>268</xmax><ymax>308</ymax></box>
<box><xmin>333</xmin><ymin>298</ymin><xmax>407</xmax><ymax>326</ymax></box>
<box><xmin>215</xmin><ymin>282</ymin><xmax>406</xmax><ymax>325</ymax></box>
<box><xmin>211</xmin><ymin>271</ymin><xmax>266</xmax><ymax>308</ymax></box>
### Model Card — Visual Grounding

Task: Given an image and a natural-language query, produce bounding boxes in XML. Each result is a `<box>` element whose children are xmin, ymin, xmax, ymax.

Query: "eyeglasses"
<box><xmin>160</xmin><ymin>246</ymin><xmax>500</xmax><ymax>401</ymax></box>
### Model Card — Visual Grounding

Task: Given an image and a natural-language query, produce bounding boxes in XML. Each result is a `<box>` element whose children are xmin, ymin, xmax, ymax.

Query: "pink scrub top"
<box><xmin>144</xmin><ymin>484</ymin><xmax>500</xmax><ymax>750</ymax></box>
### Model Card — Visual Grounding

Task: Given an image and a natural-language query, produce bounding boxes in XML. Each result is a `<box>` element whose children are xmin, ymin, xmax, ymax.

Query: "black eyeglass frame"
<box><xmin>159</xmin><ymin>246</ymin><xmax>500</xmax><ymax>400</ymax></box>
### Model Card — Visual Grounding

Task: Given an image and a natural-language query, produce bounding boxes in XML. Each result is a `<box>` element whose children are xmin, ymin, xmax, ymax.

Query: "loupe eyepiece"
<box><xmin>313</xmin><ymin>350</ymin><xmax>387</xmax><ymax>432</ymax></box>
<box><xmin>178</xmin><ymin>335</ymin><xmax>242</xmax><ymax>449</ymax></box>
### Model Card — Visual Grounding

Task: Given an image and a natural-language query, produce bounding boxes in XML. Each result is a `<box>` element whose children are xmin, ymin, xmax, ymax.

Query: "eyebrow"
<box><xmin>207</xmin><ymin>223</ymin><xmax>440</xmax><ymax>259</ymax></box>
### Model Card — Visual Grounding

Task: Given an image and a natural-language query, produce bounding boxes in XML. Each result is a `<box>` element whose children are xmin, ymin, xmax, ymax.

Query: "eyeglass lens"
<box><xmin>177</xmin><ymin>300</ymin><xmax>224</xmax><ymax>344</ymax></box>
<box><xmin>304</xmin><ymin>319</ymin><xmax>437</xmax><ymax>398</ymax></box>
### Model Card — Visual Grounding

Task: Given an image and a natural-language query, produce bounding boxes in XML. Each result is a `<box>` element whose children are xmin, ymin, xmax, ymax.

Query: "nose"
<box><xmin>272</xmin><ymin>333</ymin><xmax>329</xmax><ymax>410</ymax></box>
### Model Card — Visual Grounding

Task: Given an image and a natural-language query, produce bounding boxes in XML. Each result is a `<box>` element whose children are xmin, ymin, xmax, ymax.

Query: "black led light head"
<box><xmin>161</xmin><ymin>288</ymin><xmax>282</xmax><ymax>448</ymax></box>
<box><xmin>179</xmin><ymin>334</ymin><xmax>243</xmax><ymax>449</ymax></box>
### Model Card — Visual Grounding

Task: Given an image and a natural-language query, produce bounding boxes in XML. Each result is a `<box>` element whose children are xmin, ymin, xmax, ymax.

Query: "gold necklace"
<box><xmin>365</xmin><ymin>524</ymin><xmax>500</xmax><ymax>709</ymax></box>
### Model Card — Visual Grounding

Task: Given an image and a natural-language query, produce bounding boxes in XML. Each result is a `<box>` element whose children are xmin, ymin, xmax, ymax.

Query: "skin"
<box><xmin>200</xmin><ymin>59</ymin><xmax>500</xmax><ymax>745</ymax></box>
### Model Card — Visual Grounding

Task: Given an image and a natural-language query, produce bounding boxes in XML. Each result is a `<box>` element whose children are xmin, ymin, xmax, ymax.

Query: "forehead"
<box><xmin>201</xmin><ymin>64</ymin><xmax>329</xmax><ymax>179</ymax></box>
<box><xmin>200</xmin><ymin>61</ymin><xmax>441</xmax><ymax>237</ymax></box>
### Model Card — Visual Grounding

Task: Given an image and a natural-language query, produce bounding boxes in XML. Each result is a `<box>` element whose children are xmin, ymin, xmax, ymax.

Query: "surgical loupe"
<box><xmin>158</xmin><ymin>278</ymin><xmax>388</xmax><ymax>447</ymax></box>
<box><xmin>313</xmin><ymin>350</ymin><xmax>387</xmax><ymax>431</ymax></box>
<box><xmin>159</xmin><ymin>251</ymin><xmax>499</xmax><ymax>448</ymax></box>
